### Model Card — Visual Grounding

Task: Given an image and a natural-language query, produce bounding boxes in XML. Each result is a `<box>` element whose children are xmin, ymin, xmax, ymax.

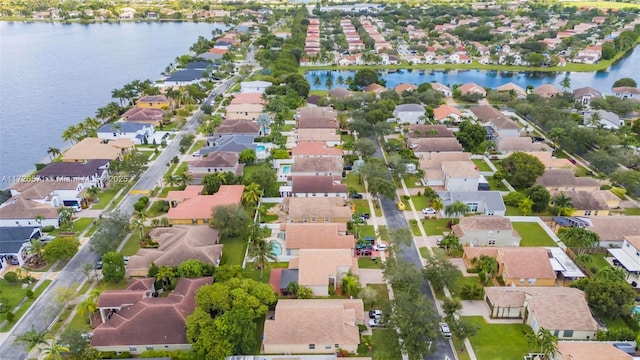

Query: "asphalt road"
<box><xmin>371</xmin><ymin>137</ymin><xmax>455</xmax><ymax>360</ymax></box>
<box><xmin>0</xmin><ymin>75</ymin><xmax>239</xmax><ymax>360</ymax></box>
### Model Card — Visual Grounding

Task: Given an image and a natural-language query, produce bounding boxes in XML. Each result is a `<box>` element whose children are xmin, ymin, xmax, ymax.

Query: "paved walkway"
<box><xmin>359</xmin><ymin>269</ymin><xmax>385</xmax><ymax>285</ymax></box>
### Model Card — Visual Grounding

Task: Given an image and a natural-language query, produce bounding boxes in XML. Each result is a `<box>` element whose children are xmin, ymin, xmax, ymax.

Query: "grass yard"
<box><xmin>357</xmin><ymin>225</ymin><xmax>376</xmax><ymax>239</ymax></box>
<box><xmin>472</xmin><ymin>158</ymin><xmax>492</xmax><ymax>172</ymax></box>
<box><xmin>404</xmin><ymin>175</ymin><xmax>424</xmax><ymax>188</ymax></box>
<box><xmin>259</xmin><ymin>202</ymin><xmax>279</xmax><ymax>223</ymax></box>
<box><xmin>280</xmin><ymin>124</ymin><xmax>295</xmax><ymax>132</ymax></box>
<box><xmin>72</xmin><ymin>217</ymin><xmax>95</xmax><ymax>234</ymax></box>
<box><xmin>97</xmin><ymin>280</ymin><xmax>129</xmax><ymax>291</ymax></box>
<box><xmin>378</xmin><ymin>226</ymin><xmax>390</xmax><ymax>242</ymax></box>
<box><xmin>364</xmin><ymin>284</ymin><xmax>390</xmax><ymax>310</ymax></box>
<box><xmin>343</xmin><ymin>173</ymin><xmax>366</xmax><ymax>194</ymax></box>
<box><xmin>353</xmin><ymin>199</ymin><xmax>372</xmax><ymax>215</ymax></box>
<box><xmin>450</xmin><ymin>275</ymin><xmax>486</xmax><ymax>300</ymax></box>
<box><xmin>424</xmin><ymin>218</ymin><xmax>451</xmax><ymax>236</ymax></box>
<box><xmin>358</xmin><ymin>257</ymin><xmax>383</xmax><ymax>269</ymax></box>
<box><xmin>219</xmin><ymin>236</ymin><xmax>248</xmax><ymax>266</ymax></box>
<box><xmin>512</xmin><ymin>222</ymin><xmax>557</xmax><ymax>247</ymax></box>
<box><xmin>585</xmin><ymin>252</ymin><xmax>612</xmax><ymax>272</ymax></box>
<box><xmin>419</xmin><ymin>247</ymin><xmax>432</xmax><ymax>259</ymax></box>
<box><xmin>410</xmin><ymin>195</ymin><xmax>431</xmax><ymax>212</ymax></box>
<box><xmin>504</xmin><ymin>205</ymin><xmax>522</xmax><ymax>216</ymax></box>
<box><xmin>158</xmin><ymin>186</ymin><xmax>180</xmax><ymax>198</ymax></box>
<box><xmin>119</xmin><ymin>231</ymin><xmax>142</xmax><ymax>257</ymax></box>
<box><xmin>0</xmin><ymin>279</ymin><xmax>52</xmax><ymax>332</ymax></box>
<box><xmin>454</xmin><ymin>337</ymin><xmax>472</xmax><ymax>360</ymax></box>
<box><xmin>624</xmin><ymin>207</ymin><xmax>640</xmax><ymax>215</ymax></box>
<box><xmin>92</xmin><ymin>186</ymin><xmax>121</xmax><ymax>210</ymax></box>
<box><xmin>244</xmin><ymin>262</ymin><xmax>289</xmax><ymax>284</ymax></box>
<box><xmin>488</xmin><ymin>177</ymin><xmax>509</xmax><ymax>191</ymax></box>
<box><xmin>466</xmin><ymin>316</ymin><xmax>530</xmax><ymax>360</ymax></box>
<box><xmin>358</xmin><ymin>329</ymin><xmax>402</xmax><ymax>360</ymax></box>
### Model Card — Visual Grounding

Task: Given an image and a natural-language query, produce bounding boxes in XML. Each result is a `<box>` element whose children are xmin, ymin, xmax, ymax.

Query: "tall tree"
<box><xmin>444</xmin><ymin>201</ymin><xmax>468</xmax><ymax>218</ymax></box>
<box><xmin>14</xmin><ymin>326</ymin><xmax>49</xmax><ymax>350</ymax></box>
<box><xmin>210</xmin><ymin>204</ymin><xmax>251</xmax><ymax>238</ymax></box>
<box><xmin>388</xmin><ymin>291</ymin><xmax>438</xmax><ymax>358</ymax></box>
<box><xmin>423</xmin><ymin>253</ymin><xmax>461</xmax><ymax>292</ymax></box>
<box><xmin>46</xmin><ymin>147</ymin><xmax>61</xmax><ymax>160</ymax></box>
<box><xmin>439</xmin><ymin>233</ymin><xmax>461</xmax><ymax>255</ymax></box>
<box><xmin>501</xmin><ymin>152</ymin><xmax>545</xmax><ymax>189</ymax></box>
<box><xmin>39</xmin><ymin>340</ymin><xmax>70</xmax><ymax>360</ymax></box>
<box><xmin>558</xmin><ymin>228</ymin><xmax>599</xmax><ymax>253</ymax></box>
<box><xmin>242</xmin><ymin>183</ymin><xmax>263</xmax><ymax>206</ymax></box>
<box><xmin>77</xmin><ymin>296</ymin><xmax>97</xmax><ymax>326</ymax></box>
<box><xmin>551</xmin><ymin>193</ymin><xmax>574</xmax><ymax>216</ymax></box>
<box><xmin>248</xmin><ymin>239</ymin><xmax>277</xmax><ymax>279</ymax></box>
<box><xmin>101</xmin><ymin>252</ymin><xmax>125</xmax><ymax>283</ymax></box>
<box><xmin>43</xmin><ymin>236</ymin><xmax>79</xmax><ymax>264</ymax></box>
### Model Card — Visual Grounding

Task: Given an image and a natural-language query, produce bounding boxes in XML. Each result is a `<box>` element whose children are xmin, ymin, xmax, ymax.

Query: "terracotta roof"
<box><xmin>289</xmin><ymin>249</ymin><xmax>357</xmax><ymax>286</ymax></box>
<box><xmin>230</xmin><ymin>93</ymin><xmax>264</xmax><ymax>105</ymax></box>
<box><xmin>497</xmin><ymin>137</ymin><xmax>552</xmax><ymax>152</ymax></box>
<box><xmin>364</xmin><ymin>83</ymin><xmax>387</xmax><ymax>93</ymax></box>
<box><xmin>297</xmin><ymin>117</ymin><xmax>339</xmax><ymax>129</ymax></box>
<box><xmin>497</xmin><ymin>82</ymin><xmax>527</xmax><ymax>97</ymax></box>
<box><xmin>283</xmin><ymin>223</ymin><xmax>354</xmax><ymax>250</ymax></box>
<box><xmin>441</xmin><ymin>161</ymin><xmax>479</xmax><ymax>178</ymax></box>
<box><xmin>292</xmin><ymin>176</ymin><xmax>347</xmax><ymax>194</ymax></box>
<box><xmin>433</xmin><ymin>105</ymin><xmax>463</xmax><ymax>121</ymax></box>
<box><xmin>395</xmin><ymin>83</ymin><xmax>418</xmax><ymax>94</ymax></box>
<box><xmin>166</xmin><ymin>185</ymin><xmax>203</xmax><ymax>201</ymax></box>
<box><xmin>91</xmin><ymin>277</ymin><xmax>212</xmax><ymax>347</ymax></box>
<box><xmin>408</xmin><ymin>125</ymin><xmax>455</xmax><ymax>138</ymax></box>
<box><xmin>214</xmin><ymin>119</ymin><xmax>260</xmax><ymax>135</ymax></box>
<box><xmin>0</xmin><ymin>197</ymin><xmax>58</xmax><ymax>220</ymax></box>
<box><xmin>432</xmin><ymin>82</ymin><xmax>452</xmax><ymax>93</ymax></box>
<box><xmin>328</xmin><ymin>88</ymin><xmax>353</xmax><ymax>98</ymax></box>
<box><xmin>485</xmin><ymin>287</ymin><xmax>597</xmax><ymax>332</ymax></box>
<box><xmin>263</xmin><ymin>299</ymin><xmax>363</xmax><ymax>348</ymax></box>
<box><xmin>127</xmin><ymin>226</ymin><xmax>222</xmax><ymax>272</ymax></box>
<box><xmin>122</xmin><ymin>107</ymin><xmax>164</xmax><ymax>123</ymax></box>
<box><xmin>587</xmin><ymin>216</ymin><xmax>640</xmax><ymax>242</ymax></box>
<box><xmin>408</xmin><ymin>138</ymin><xmax>463</xmax><ymax>152</ymax></box>
<box><xmin>612</xmin><ymin>86</ymin><xmax>640</xmax><ymax>95</ymax></box>
<box><xmin>296</xmin><ymin>128</ymin><xmax>341</xmax><ymax>143</ymax></box>
<box><xmin>499</xmin><ymin>248</ymin><xmax>556</xmax><ymax>280</ymax></box>
<box><xmin>459</xmin><ymin>83</ymin><xmax>486</xmax><ymax>95</ymax></box>
<box><xmin>463</xmin><ymin>247</ymin><xmax>499</xmax><ymax>261</ymax></box>
<box><xmin>208</xmin><ymin>48</ymin><xmax>228</xmax><ymax>55</ymax></box>
<box><xmin>292</xmin><ymin>157</ymin><xmax>343</xmax><ymax>174</ymax></box>
<box><xmin>419</xmin><ymin>152</ymin><xmax>472</xmax><ymax>170</ymax></box>
<box><xmin>285</xmin><ymin>197</ymin><xmax>351</xmax><ymax>220</ymax></box>
<box><xmin>187</xmin><ymin>151</ymin><xmax>239</xmax><ymax>168</ymax></box>
<box><xmin>470</xmin><ymin>105</ymin><xmax>520</xmax><ymax>130</ymax></box>
<box><xmin>454</xmin><ymin>215</ymin><xmax>515</xmax><ymax>233</ymax></box>
<box><xmin>297</xmin><ymin>107</ymin><xmax>337</xmax><ymax>120</ymax></box>
<box><xmin>536</xmin><ymin>169</ymin><xmax>600</xmax><ymax>188</ymax></box>
<box><xmin>35</xmin><ymin>160</ymin><xmax>109</xmax><ymax>179</ymax></box>
<box><xmin>167</xmin><ymin>185</ymin><xmax>244</xmax><ymax>220</ymax></box>
<box><xmin>534</xmin><ymin>83</ymin><xmax>562</xmax><ymax>98</ymax></box>
<box><xmin>62</xmin><ymin>138</ymin><xmax>133</xmax><ymax>161</ymax></box>
<box><xmin>292</xmin><ymin>142</ymin><xmax>343</xmax><ymax>157</ymax></box>
<box><xmin>225</xmin><ymin>103</ymin><xmax>264</xmax><ymax>114</ymax></box>
<box><xmin>551</xmin><ymin>190</ymin><xmax>610</xmax><ymax>210</ymax></box>
<box><xmin>556</xmin><ymin>341</ymin><xmax>632</xmax><ymax>360</ymax></box>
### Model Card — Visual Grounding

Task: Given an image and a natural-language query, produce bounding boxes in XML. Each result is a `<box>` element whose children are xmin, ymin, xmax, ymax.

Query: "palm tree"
<box><xmin>155</xmin><ymin>265</ymin><xmax>176</xmax><ymax>290</ymax></box>
<box><xmin>83</xmin><ymin>117</ymin><xmax>101</xmax><ymax>135</ymax></box>
<box><xmin>560</xmin><ymin>76</ymin><xmax>571</xmax><ymax>93</ymax></box>
<box><xmin>242</xmin><ymin>183</ymin><xmax>263</xmax><ymax>206</ymax></box>
<box><xmin>431</xmin><ymin>197</ymin><xmax>444</xmax><ymax>214</ymax></box>
<box><xmin>551</xmin><ymin>193</ymin><xmax>573</xmax><ymax>216</ymax></box>
<box><xmin>325</xmin><ymin>75</ymin><xmax>334</xmax><ymax>89</ymax></box>
<box><xmin>77</xmin><ymin>296</ymin><xmax>97</xmax><ymax>326</ymax></box>
<box><xmin>46</xmin><ymin>147</ymin><xmax>61</xmax><ymax>161</ymax></box>
<box><xmin>163</xmin><ymin>173</ymin><xmax>178</xmax><ymax>188</ymax></box>
<box><xmin>130</xmin><ymin>217</ymin><xmax>146</xmax><ymax>240</ymax></box>
<box><xmin>444</xmin><ymin>200</ymin><xmax>468</xmax><ymax>218</ymax></box>
<box><xmin>588</xmin><ymin>111</ymin><xmax>602</xmax><ymax>128</ymax></box>
<box><xmin>57</xmin><ymin>207</ymin><xmax>75</xmax><ymax>228</ymax></box>
<box><xmin>27</xmin><ymin>239</ymin><xmax>45</xmax><ymax>266</ymax></box>
<box><xmin>440</xmin><ymin>233</ymin><xmax>461</xmax><ymax>255</ymax></box>
<box><xmin>527</xmin><ymin>327</ymin><xmax>558</xmax><ymax>359</ymax></box>
<box><xmin>61</xmin><ymin>126</ymin><xmax>78</xmax><ymax>144</ymax></box>
<box><xmin>337</xmin><ymin>75</ymin><xmax>345</xmax><ymax>86</ymax></box>
<box><xmin>14</xmin><ymin>326</ymin><xmax>49</xmax><ymax>350</ymax></box>
<box><xmin>38</xmin><ymin>340</ymin><xmax>69</xmax><ymax>360</ymax></box>
<box><xmin>177</xmin><ymin>172</ymin><xmax>193</xmax><ymax>190</ymax></box>
<box><xmin>86</xmin><ymin>186</ymin><xmax>100</xmax><ymax>203</ymax></box>
<box><xmin>111</xmin><ymin>88</ymin><xmax>128</xmax><ymax>106</ymax></box>
<box><xmin>340</xmin><ymin>270</ymin><xmax>361</xmax><ymax>297</ymax></box>
<box><xmin>248</xmin><ymin>239</ymin><xmax>277</xmax><ymax>279</ymax></box>
<box><xmin>313</xmin><ymin>75</ymin><xmax>322</xmax><ymax>87</ymax></box>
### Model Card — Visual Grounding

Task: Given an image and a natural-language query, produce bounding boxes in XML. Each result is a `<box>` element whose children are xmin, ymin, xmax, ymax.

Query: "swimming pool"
<box><xmin>256</xmin><ymin>145</ymin><xmax>266</xmax><ymax>152</ymax></box>
<box><xmin>633</xmin><ymin>306</ymin><xmax>640</xmax><ymax>315</ymax></box>
<box><xmin>270</xmin><ymin>240</ymin><xmax>282</xmax><ymax>257</ymax></box>
<box><xmin>282</xmin><ymin>165</ymin><xmax>291</xmax><ymax>174</ymax></box>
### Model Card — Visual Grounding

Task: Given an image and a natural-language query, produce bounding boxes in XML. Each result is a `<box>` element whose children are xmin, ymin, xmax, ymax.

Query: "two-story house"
<box><xmin>452</xmin><ymin>216</ymin><xmax>521</xmax><ymax>247</ymax></box>
<box><xmin>284</xmin><ymin>197</ymin><xmax>351</xmax><ymax>224</ymax></box>
<box><xmin>35</xmin><ymin>159</ymin><xmax>110</xmax><ymax>189</ymax></box>
<box><xmin>97</xmin><ymin>122</ymin><xmax>154</xmax><ymax>145</ymax></box>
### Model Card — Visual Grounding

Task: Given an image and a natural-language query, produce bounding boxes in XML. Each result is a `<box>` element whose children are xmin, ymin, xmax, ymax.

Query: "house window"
<box><xmin>207</xmin><ymin>168</ymin><xmax>211</xmax><ymax>172</ymax></box>
<box><xmin>563</xmin><ymin>330</ymin><xmax>573</xmax><ymax>338</ymax></box>
<box><xmin>467</xmin><ymin>203</ymin><xmax>478</xmax><ymax>212</ymax></box>
<box><xmin>335</xmin><ymin>344</ymin><xmax>340</xmax><ymax>349</ymax></box>
<box><xmin>594</xmin><ymin>211</ymin><xmax>598</xmax><ymax>216</ymax></box>
<box><xmin>325</xmin><ymin>344</ymin><xmax>332</xmax><ymax>349</ymax></box>
<box><xmin>146</xmin><ymin>346</ymin><xmax>154</xmax><ymax>351</ymax></box>
<box><xmin>627</xmin><ymin>243</ymin><xmax>631</xmax><ymax>248</ymax></box>
<box><xmin>203</xmin><ymin>218</ymin><xmax>209</xmax><ymax>224</ymax></box>
<box><xmin>636</xmin><ymin>251</ymin><xmax>639</xmax><ymax>257</ymax></box>
<box><xmin>129</xmin><ymin>347</ymin><xmax>137</xmax><ymax>352</ymax></box>
<box><xmin>553</xmin><ymin>330</ymin><xmax>560</xmax><ymax>337</ymax></box>
<box><xmin>519</xmin><ymin>278</ymin><xmax>525</xmax><ymax>284</ymax></box>
<box><xmin>192</xmin><ymin>219</ymin><xmax>198</xmax><ymax>224</ymax></box>
<box><xmin>488</xmin><ymin>240</ymin><xmax>496</xmax><ymax>246</ymax></box>
<box><xmin>585</xmin><ymin>210</ymin><xmax>591</xmax><ymax>216</ymax></box>
<box><xmin>309</xmin><ymin>344</ymin><xmax>315</xmax><ymax>350</ymax></box>
<box><xmin>324</xmin><ymin>217</ymin><xmax>330</xmax><ymax>223</ymax></box>
<box><xmin>528</xmin><ymin>278</ymin><xmax>536</xmax><ymax>285</ymax></box>
<box><xmin>311</xmin><ymin>217</ymin><xmax>317</xmax><ymax>223</ymax></box>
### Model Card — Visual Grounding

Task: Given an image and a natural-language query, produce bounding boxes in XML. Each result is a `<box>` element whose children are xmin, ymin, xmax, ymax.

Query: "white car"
<box><xmin>369</xmin><ymin>318</ymin><xmax>382</xmax><ymax>328</ymax></box>
<box><xmin>439</xmin><ymin>322</ymin><xmax>452</xmax><ymax>338</ymax></box>
<box><xmin>374</xmin><ymin>244</ymin><xmax>388</xmax><ymax>251</ymax></box>
<box><xmin>422</xmin><ymin>208</ymin><xmax>436</xmax><ymax>214</ymax></box>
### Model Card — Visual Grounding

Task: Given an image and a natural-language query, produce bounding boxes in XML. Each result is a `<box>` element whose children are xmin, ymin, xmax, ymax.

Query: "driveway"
<box><xmin>359</xmin><ymin>269</ymin><xmax>385</xmax><ymax>285</ymax></box>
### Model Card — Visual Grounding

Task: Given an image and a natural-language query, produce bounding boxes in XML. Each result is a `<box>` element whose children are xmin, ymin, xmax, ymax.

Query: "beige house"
<box><xmin>295</xmin><ymin>128</ymin><xmax>341</xmax><ymax>147</ymax></box>
<box><xmin>529</xmin><ymin>152</ymin><xmax>575</xmax><ymax>170</ymax></box>
<box><xmin>263</xmin><ymin>299</ymin><xmax>364</xmax><ymax>354</ymax></box>
<box><xmin>442</xmin><ymin>161</ymin><xmax>480</xmax><ymax>192</ymax></box>
<box><xmin>288</xmin><ymin>248</ymin><xmax>357</xmax><ymax>296</ymax></box>
<box><xmin>284</xmin><ymin>197</ymin><xmax>352</xmax><ymax>223</ymax></box>
<box><xmin>290</xmin><ymin>157</ymin><xmax>344</xmax><ymax>180</ymax></box>
<box><xmin>292</xmin><ymin>142</ymin><xmax>343</xmax><ymax>158</ymax></box>
<box><xmin>408</xmin><ymin>138</ymin><xmax>463</xmax><ymax>154</ymax></box>
<box><xmin>536</xmin><ymin>169</ymin><xmax>600</xmax><ymax>191</ymax></box>
<box><xmin>484</xmin><ymin>287</ymin><xmax>598</xmax><ymax>340</ymax></box>
<box><xmin>453</xmin><ymin>216</ymin><xmax>521</xmax><ymax>247</ymax></box>
<box><xmin>582</xmin><ymin>216</ymin><xmax>640</xmax><ymax>247</ymax></box>
<box><xmin>497</xmin><ymin>137</ymin><xmax>552</xmax><ymax>155</ymax></box>
<box><xmin>279</xmin><ymin>223</ymin><xmax>354</xmax><ymax>256</ymax></box>
<box><xmin>551</xmin><ymin>190</ymin><xmax>619</xmax><ymax>217</ymax></box>
<box><xmin>225</xmin><ymin>103</ymin><xmax>264</xmax><ymax>121</ymax></box>
<box><xmin>554</xmin><ymin>341</ymin><xmax>632</xmax><ymax>360</ymax></box>
<box><xmin>61</xmin><ymin>138</ymin><xmax>133</xmax><ymax>162</ymax></box>
<box><xmin>464</xmin><ymin>247</ymin><xmax>557</xmax><ymax>287</ymax></box>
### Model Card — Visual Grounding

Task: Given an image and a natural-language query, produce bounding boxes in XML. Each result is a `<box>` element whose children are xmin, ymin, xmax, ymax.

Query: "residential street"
<box><xmin>0</xmin><ymin>76</ymin><xmax>239</xmax><ymax>360</ymax></box>
<box><xmin>371</xmin><ymin>138</ymin><xmax>456</xmax><ymax>360</ymax></box>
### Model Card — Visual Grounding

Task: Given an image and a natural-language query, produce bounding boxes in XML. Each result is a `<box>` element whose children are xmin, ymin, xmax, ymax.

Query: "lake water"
<box><xmin>0</xmin><ymin>21</ymin><xmax>226</xmax><ymax>180</ymax></box>
<box><xmin>305</xmin><ymin>46</ymin><xmax>640</xmax><ymax>91</ymax></box>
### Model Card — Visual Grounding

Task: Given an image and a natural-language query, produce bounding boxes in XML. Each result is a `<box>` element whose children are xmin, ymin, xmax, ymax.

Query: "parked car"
<box><xmin>436</xmin><ymin>237</ymin><xmax>443</xmax><ymax>246</ymax></box>
<box><xmin>369</xmin><ymin>318</ymin><xmax>383</xmax><ymax>328</ymax></box>
<box><xmin>439</xmin><ymin>322</ymin><xmax>452</xmax><ymax>339</ymax></box>
<box><xmin>422</xmin><ymin>207</ymin><xmax>436</xmax><ymax>215</ymax></box>
<box><xmin>359</xmin><ymin>213</ymin><xmax>371</xmax><ymax>220</ymax></box>
<box><xmin>343</xmin><ymin>165</ymin><xmax>353</xmax><ymax>171</ymax></box>
<box><xmin>351</xmin><ymin>193</ymin><xmax>363</xmax><ymax>199</ymax></box>
<box><xmin>369</xmin><ymin>310</ymin><xmax>382</xmax><ymax>319</ymax></box>
<box><xmin>374</xmin><ymin>244</ymin><xmax>388</xmax><ymax>251</ymax></box>
<box><xmin>568</xmin><ymin>158</ymin><xmax>577</xmax><ymax>164</ymax></box>
<box><xmin>95</xmin><ymin>258</ymin><xmax>103</xmax><ymax>269</ymax></box>
<box><xmin>9</xmin><ymin>257</ymin><xmax>19</xmax><ymax>265</ymax></box>
<box><xmin>40</xmin><ymin>235</ymin><xmax>55</xmax><ymax>244</ymax></box>
<box><xmin>357</xmin><ymin>249</ymin><xmax>372</xmax><ymax>256</ymax></box>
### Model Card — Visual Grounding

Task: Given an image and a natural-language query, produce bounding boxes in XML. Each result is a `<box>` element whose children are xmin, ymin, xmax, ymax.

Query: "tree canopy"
<box><xmin>501</xmin><ymin>152</ymin><xmax>545</xmax><ymax>189</ymax></box>
<box><xmin>89</xmin><ymin>210</ymin><xmax>130</xmax><ymax>256</ymax></box>
<box><xmin>210</xmin><ymin>204</ymin><xmax>251</xmax><ymax>239</ymax></box>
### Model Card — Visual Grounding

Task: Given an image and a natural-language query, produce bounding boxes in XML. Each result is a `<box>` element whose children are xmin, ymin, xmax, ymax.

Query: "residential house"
<box><xmin>534</xmin><ymin>84</ymin><xmax>562</xmax><ymax>98</ymax></box>
<box><xmin>497</xmin><ymin>82</ymin><xmax>527</xmax><ymax>99</ymax></box>
<box><xmin>452</xmin><ymin>216</ymin><xmax>521</xmax><ymax>247</ymax></box>
<box><xmin>535</xmin><ymin>169</ymin><xmax>600</xmax><ymax>191</ymax></box>
<box><xmin>442</xmin><ymin>161</ymin><xmax>480</xmax><ymax>192</ymax></box>
<box><xmin>408</xmin><ymin>138</ymin><xmax>464</xmax><ymax>154</ymax></box>
<box><xmin>437</xmin><ymin>191</ymin><xmax>506</xmax><ymax>216</ymax></box>
<box><xmin>328</xmin><ymin>88</ymin><xmax>353</xmax><ymax>99</ymax></box>
<box><xmin>395</xmin><ymin>83</ymin><xmax>418</xmax><ymax>94</ymax></box>
<box><xmin>97</xmin><ymin>122</ymin><xmax>154</xmax><ymax>145</ymax></box>
<box><xmin>419</xmin><ymin>152</ymin><xmax>472</xmax><ymax>187</ymax></box>
<box><xmin>393</xmin><ymin>104</ymin><xmax>426</xmax><ymax>124</ymax></box>
<box><xmin>464</xmin><ymin>247</ymin><xmax>557</xmax><ymax>287</ymax></box>
<box><xmin>263</xmin><ymin>299</ymin><xmax>364</xmax><ymax>354</ymax></box>
<box><xmin>529</xmin><ymin>152</ymin><xmax>576</xmax><ymax>170</ymax></box>
<box><xmin>471</xmin><ymin>105</ymin><xmax>522</xmax><ymax>139</ymax></box>
<box><xmin>297</xmin><ymin>107</ymin><xmax>339</xmax><ymax>129</ymax></box>
<box><xmin>279</xmin><ymin>223</ymin><xmax>354</xmax><ymax>256</ymax></box>
<box><xmin>288</xmin><ymin>249</ymin><xmax>357</xmax><ymax>296</ymax></box>
<box><xmin>0</xmin><ymin>198</ymin><xmax>58</xmax><ymax>229</ymax></box>
<box><xmin>8</xmin><ymin>180</ymin><xmax>88</xmax><ymax>212</ymax></box>
<box><xmin>35</xmin><ymin>160</ymin><xmax>110</xmax><ymax>188</ymax></box>
<box><xmin>295</xmin><ymin>129</ymin><xmax>341</xmax><ymax>147</ymax></box>
<box><xmin>187</xmin><ymin>152</ymin><xmax>242</xmax><ymax>180</ymax></box>
<box><xmin>135</xmin><ymin>95</ymin><xmax>169</xmax><ymax>110</ymax></box>
<box><xmin>432</xmin><ymin>83</ymin><xmax>453</xmax><ymax>97</ymax></box>
<box><xmin>121</xmin><ymin>108</ymin><xmax>164</xmax><ymax>126</ymax></box>
<box><xmin>291</xmin><ymin>142</ymin><xmax>343</xmax><ymax>158</ymax></box>
<box><xmin>61</xmin><ymin>138</ymin><xmax>133</xmax><ymax>163</ymax></box>
<box><xmin>213</xmin><ymin>120</ymin><xmax>261</xmax><ymax>136</ymax></box>
<box><xmin>0</xmin><ymin>227</ymin><xmax>42</xmax><ymax>267</ymax></box>
<box><xmin>496</xmin><ymin>137</ymin><xmax>553</xmax><ymax>155</ymax></box>
<box><xmin>484</xmin><ymin>287</ymin><xmax>597</xmax><ymax>339</ymax></box>
<box><xmin>551</xmin><ymin>190</ymin><xmax>619</xmax><ymax>216</ymax></box>
<box><xmin>95</xmin><ymin>278</ymin><xmax>155</xmax><ymax>324</ymax></box>
<box><xmin>612</xmin><ymin>86</ymin><xmax>640</xmax><ymax>100</ymax></box>
<box><xmin>166</xmin><ymin>185</ymin><xmax>244</xmax><ymax>225</ymax></box>
<box><xmin>573</xmin><ymin>46</ymin><xmax>601</xmax><ymax>64</ymax></box>
<box><xmin>573</xmin><ymin>87</ymin><xmax>603</xmax><ymax>106</ymax></box>
<box><xmin>581</xmin><ymin>216</ymin><xmax>640</xmax><ymax>247</ymax></box>
<box><xmin>126</xmin><ymin>226</ymin><xmax>222</xmax><ymax>277</ymax></box>
<box><xmin>554</xmin><ymin>342</ymin><xmax>632</xmax><ymax>360</ymax></box>
<box><xmin>605</xmin><ymin>235</ymin><xmax>640</xmax><ymax>282</ymax></box>
<box><xmin>408</xmin><ymin>125</ymin><xmax>455</xmax><ymax>138</ymax></box>
<box><xmin>284</xmin><ymin>197</ymin><xmax>351</xmax><ymax>223</ymax></box>
<box><xmin>240</xmin><ymin>81</ymin><xmax>272</xmax><ymax>94</ymax></box>
<box><xmin>225</xmin><ymin>103</ymin><xmax>264</xmax><ymax>121</ymax></box>
<box><xmin>433</xmin><ymin>105</ymin><xmax>463</xmax><ymax>123</ymax></box>
<box><xmin>584</xmin><ymin>110</ymin><xmax>622</xmax><ymax>130</ymax></box>
<box><xmin>203</xmin><ymin>134</ymin><xmax>256</xmax><ymax>155</ymax></box>
<box><xmin>363</xmin><ymin>83</ymin><xmax>387</xmax><ymax>97</ymax></box>
<box><xmin>91</xmin><ymin>277</ymin><xmax>212</xmax><ymax>354</ymax></box>
<box><xmin>290</xmin><ymin>158</ymin><xmax>344</xmax><ymax>180</ymax></box>
<box><xmin>459</xmin><ymin>83</ymin><xmax>487</xmax><ymax>97</ymax></box>
<box><xmin>285</xmin><ymin>176</ymin><xmax>347</xmax><ymax>198</ymax></box>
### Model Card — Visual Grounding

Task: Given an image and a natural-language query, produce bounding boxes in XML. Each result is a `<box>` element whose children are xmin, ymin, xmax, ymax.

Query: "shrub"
<box><xmin>6</xmin><ymin>312</ymin><xmax>15</xmax><ymax>322</ymax></box>
<box><xmin>600</xmin><ymin>184</ymin><xmax>612</xmax><ymax>190</ymax></box>
<box><xmin>42</xmin><ymin>225</ymin><xmax>55</xmax><ymax>233</ymax></box>
<box><xmin>611</xmin><ymin>187</ymin><xmax>627</xmax><ymax>198</ymax></box>
<box><xmin>4</xmin><ymin>271</ymin><xmax>18</xmax><ymax>283</ymax></box>
<box><xmin>26</xmin><ymin>289</ymin><xmax>34</xmax><ymax>299</ymax></box>
<box><xmin>503</xmin><ymin>191</ymin><xmax>525</xmax><ymax>207</ymax></box>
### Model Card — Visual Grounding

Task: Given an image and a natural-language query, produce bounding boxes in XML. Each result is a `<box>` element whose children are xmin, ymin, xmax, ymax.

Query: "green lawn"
<box><xmin>97</xmin><ymin>280</ymin><xmax>129</xmax><ymax>291</ymax></box>
<box><xmin>419</xmin><ymin>247</ymin><xmax>432</xmax><ymax>259</ymax></box>
<box><xmin>358</xmin><ymin>257</ymin><xmax>383</xmax><ymax>269</ymax></box>
<box><xmin>472</xmin><ymin>158</ymin><xmax>492</xmax><ymax>172</ymax></box>
<box><xmin>353</xmin><ymin>199</ymin><xmax>372</xmax><ymax>215</ymax></box>
<box><xmin>244</xmin><ymin>262</ymin><xmax>289</xmax><ymax>284</ymax></box>
<box><xmin>0</xmin><ymin>279</ymin><xmax>52</xmax><ymax>332</ymax></box>
<box><xmin>358</xmin><ymin>329</ymin><xmax>402</xmax><ymax>359</ymax></box>
<box><xmin>504</xmin><ymin>205</ymin><xmax>522</xmax><ymax>216</ymax></box>
<box><xmin>466</xmin><ymin>316</ymin><xmax>530</xmax><ymax>360</ymax></box>
<box><xmin>410</xmin><ymin>195</ymin><xmax>430</xmax><ymax>212</ymax></box>
<box><xmin>72</xmin><ymin>217</ymin><xmax>95</xmax><ymax>234</ymax></box>
<box><xmin>404</xmin><ymin>175</ymin><xmax>424</xmax><ymax>188</ymax></box>
<box><xmin>92</xmin><ymin>187</ymin><xmax>121</xmax><ymax>210</ymax></box>
<box><xmin>378</xmin><ymin>226</ymin><xmax>390</xmax><ymax>242</ymax></box>
<box><xmin>624</xmin><ymin>207</ymin><xmax>640</xmax><ymax>215</ymax></box>
<box><xmin>450</xmin><ymin>275</ymin><xmax>486</xmax><ymax>300</ymax></box>
<box><xmin>559</xmin><ymin>1</ymin><xmax>640</xmax><ymax>9</ymax></box>
<box><xmin>243</xmin><ymin>164</ymin><xmax>270</xmax><ymax>181</ymax></box>
<box><xmin>512</xmin><ymin>222</ymin><xmax>557</xmax><ymax>247</ymax></box>
<box><xmin>584</xmin><ymin>252</ymin><xmax>612</xmax><ymax>272</ymax></box>
<box><xmin>120</xmin><ymin>231</ymin><xmax>142</xmax><ymax>257</ymax></box>
<box><xmin>219</xmin><ymin>236</ymin><xmax>248</xmax><ymax>266</ymax></box>
<box><xmin>488</xmin><ymin>177</ymin><xmax>509</xmax><ymax>191</ymax></box>
<box><xmin>158</xmin><ymin>186</ymin><xmax>180</xmax><ymax>198</ymax></box>
<box><xmin>259</xmin><ymin>202</ymin><xmax>279</xmax><ymax>223</ymax></box>
<box><xmin>343</xmin><ymin>173</ymin><xmax>366</xmax><ymax>194</ymax></box>
<box><xmin>364</xmin><ymin>284</ymin><xmax>389</xmax><ymax>311</ymax></box>
<box><xmin>424</xmin><ymin>219</ymin><xmax>451</xmax><ymax>236</ymax></box>
<box><xmin>357</xmin><ymin>225</ymin><xmax>376</xmax><ymax>239</ymax></box>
